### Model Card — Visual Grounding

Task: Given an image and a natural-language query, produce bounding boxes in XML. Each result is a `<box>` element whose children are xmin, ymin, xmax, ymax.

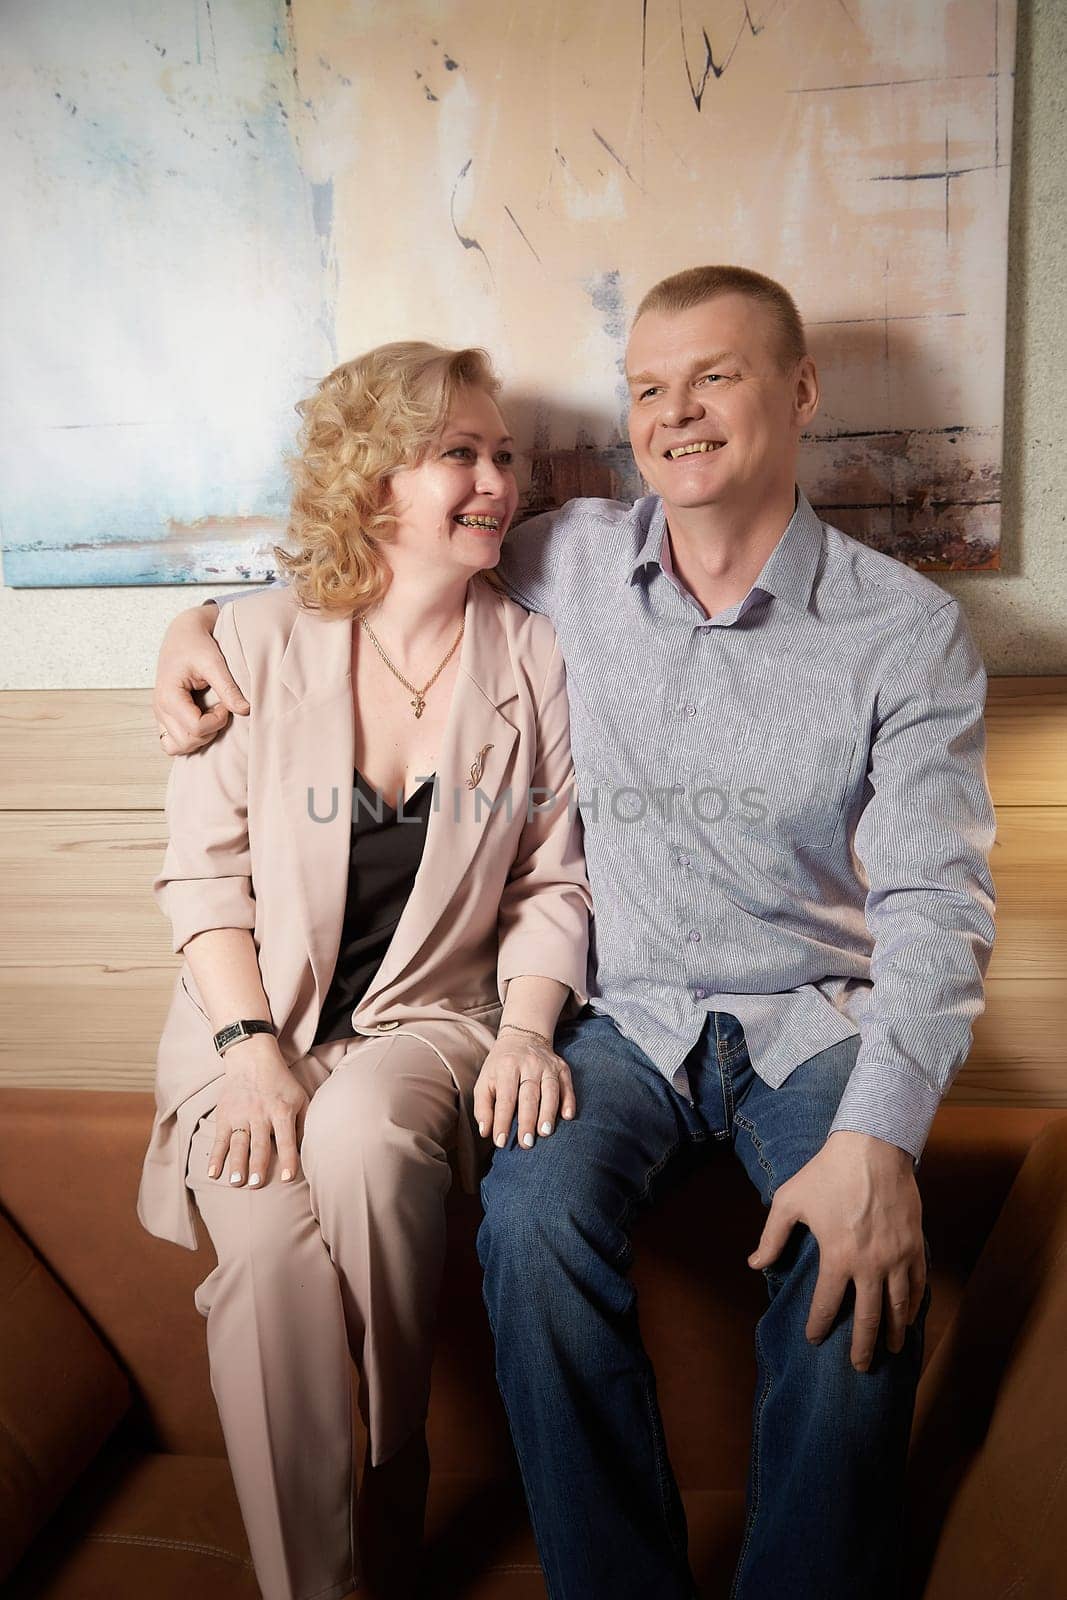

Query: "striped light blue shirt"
<box><xmin>212</xmin><ymin>486</ymin><xmax>996</xmax><ymax>1161</ymax></box>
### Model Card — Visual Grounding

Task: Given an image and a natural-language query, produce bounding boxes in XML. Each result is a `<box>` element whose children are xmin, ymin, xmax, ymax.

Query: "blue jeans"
<box><xmin>477</xmin><ymin>1009</ymin><xmax>930</xmax><ymax>1600</ymax></box>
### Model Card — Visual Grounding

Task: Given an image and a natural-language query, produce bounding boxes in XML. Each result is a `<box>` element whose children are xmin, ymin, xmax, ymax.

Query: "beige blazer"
<box><xmin>137</xmin><ymin>577</ymin><xmax>592</xmax><ymax>1251</ymax></box>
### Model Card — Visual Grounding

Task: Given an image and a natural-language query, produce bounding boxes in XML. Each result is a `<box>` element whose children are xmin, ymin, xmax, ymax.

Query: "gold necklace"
<box><xmin>360</xmin><ymin>614</ymin><xmax>465</xmax><ymax>719</ymax></box>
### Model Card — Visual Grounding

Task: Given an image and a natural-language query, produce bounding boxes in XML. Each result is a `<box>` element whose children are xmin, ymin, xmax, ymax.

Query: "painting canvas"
<box><xmin>0</xmin><ymin>0</ymin><xmax>1016</xmax><ymax>585</ymax></box>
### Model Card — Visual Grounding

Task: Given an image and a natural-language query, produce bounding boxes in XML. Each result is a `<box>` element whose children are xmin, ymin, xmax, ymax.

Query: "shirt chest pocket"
<box><xmin>728</xmin><ymin>725</ymin><xmax>857</xmax><ymax>853</ymax></box>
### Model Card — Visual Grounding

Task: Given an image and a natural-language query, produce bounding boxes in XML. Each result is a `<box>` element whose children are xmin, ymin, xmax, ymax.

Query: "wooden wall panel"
<box><xmin>958</xmin><ymin>976</ymin><xmax>1067</xmax><ymax>1101</ymax></box>
<box><xmin>1</xmin><ymin>679</ymin><xmax>1064</xmax><ymax>1103</ymax></box>
<box><xmin>1</xmin><ymin>681</ymin><xmax>1060</xmax><ymax>810</ymax></box>
<box><xmin>1</xmin><ymin>813</ymin><xmax>171</xmax><ymax>968</ymax></box>
<box><xmin>984</xmin><ymin>809</ymin><xmax>1067</xmax><ymax>979</ymax></box>
<box><xmin>984</xmin><ymin>678</ymin><xmax>1067</xmax><ymax>806</ymax></box>
<box><xmin>0</xmin><ymin>689</ymin><xmax>168</xmax><ymax>810</ymax></box>
<box><xmin>0</xmin><ymin>809</ymin><xmax>176</xmax><ymax>1089</ymax></box>
<box><xmin>0</xmin><ymin>968</ymin><xmax>174</xmax><ymax>1090</ymax></box>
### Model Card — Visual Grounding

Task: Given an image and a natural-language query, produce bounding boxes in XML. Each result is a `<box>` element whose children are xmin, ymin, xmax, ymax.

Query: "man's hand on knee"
<box><xmin>154</xmin><ymin>601</ymin><xmax>249</xmax><ymax>754</ymax></box>
<box><xmin>747</xmin><ymin>1129</ymin><xmax>925</xmax><ymax>1373</ymax></box>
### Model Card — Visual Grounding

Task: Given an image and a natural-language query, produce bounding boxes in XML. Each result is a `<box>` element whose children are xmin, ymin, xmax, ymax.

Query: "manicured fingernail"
<box><xmin>478</xmin><ymin>1121</ymin><xmax>486</xmax><ymax>1137</ymax></box>
<box><xmin>249</xmin><ymin>1173</ymin><xmax>261</xmax><ymax>1187</ymax></box>
<box><xmin>540</xmin><ymin>1121</ymin><xmax>552</xmax><ymax>1135</ymax></box>
<box><xmin>562</xmin><ymin>1108</ymin><xmax>574</xmax><ymax>1119</ymax></box>
<box><xmin>207</xmin><ymin>1164</ymin><xmax>218</xmax><ymax>1178</ymax></box>
<box><xmin>522</xmin><ymin>1132</ymin><xmax>534</xmax><ymax>1148</ymax></box>
<box><xmin>281</xmin><ymin>1168</ymin><xmax>292</xmax><ymax>1182</ymax></box>
<box><xmin>495</xmin><ymin>1134</ymin><xmax>506</xmax><ymax>1148</ymax></box>
<box><xmin>230</xmin><ymin>1172</ymin><xmax>242</xmax><ymax>1185</ymax></box>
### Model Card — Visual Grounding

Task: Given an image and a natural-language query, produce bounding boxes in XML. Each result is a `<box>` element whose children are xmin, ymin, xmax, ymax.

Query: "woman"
<box><xmin>136</xmin><ymin>342</ymin><xmax>592</xmax><ymax>1600</ymax></box>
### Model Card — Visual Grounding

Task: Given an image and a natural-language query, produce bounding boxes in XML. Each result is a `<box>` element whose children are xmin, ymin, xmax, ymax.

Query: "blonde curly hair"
<box><xmin>272</xmin><ymin>341</ymin><xmax>504</xmax><ymax>614</ymax></box>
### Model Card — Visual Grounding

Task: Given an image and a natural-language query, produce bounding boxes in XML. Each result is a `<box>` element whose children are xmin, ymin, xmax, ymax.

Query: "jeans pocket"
<box><xmin>731</xmin><ymin>1110</ymin><xmax>778</xmax><ymax>1202</ymax></box>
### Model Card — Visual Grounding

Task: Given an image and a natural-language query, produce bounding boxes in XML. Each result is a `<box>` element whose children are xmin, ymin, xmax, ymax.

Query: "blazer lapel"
<box><xmin>277</xmin><ymin>604</ymin><xmax>355</xmax><ymax>1017</ymax></box>
<box><xmin>359</xmin><ymin>579</ymin><xmax>519</xmax><ymax>1008</ymax></box>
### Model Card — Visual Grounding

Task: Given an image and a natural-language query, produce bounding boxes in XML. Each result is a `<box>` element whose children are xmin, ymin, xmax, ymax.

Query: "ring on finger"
<box><xmin>227</xmin><ymin>1127</ymin><xmax>252</xmax><ymax>1186</ymax></box>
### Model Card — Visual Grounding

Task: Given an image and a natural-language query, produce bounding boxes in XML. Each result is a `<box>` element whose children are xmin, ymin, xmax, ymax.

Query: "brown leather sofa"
<box><xmin>1</xmin><ymin>1089</ymin><xmax>1065</xmax><ymax>1599</ymax></box>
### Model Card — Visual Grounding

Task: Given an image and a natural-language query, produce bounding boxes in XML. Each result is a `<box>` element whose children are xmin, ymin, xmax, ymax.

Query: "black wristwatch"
<box><xmin>213</xmin><ymin>1019</ymin><xmax>278</xmax><ymax>1057</ymax></box>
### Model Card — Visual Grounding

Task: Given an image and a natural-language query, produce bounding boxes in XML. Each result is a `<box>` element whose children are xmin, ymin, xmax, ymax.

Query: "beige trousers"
<box><xmin>185</xmin><ymin>1032</ymin><xmax>460</xmax><ymax>1600</ymax></box>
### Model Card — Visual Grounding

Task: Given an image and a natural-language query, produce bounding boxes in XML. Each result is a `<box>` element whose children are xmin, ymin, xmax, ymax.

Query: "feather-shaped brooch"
<box><xmin>466</xmin><ymin>743</ymin><xmax>495</xmax><ymax>790</ymax></box>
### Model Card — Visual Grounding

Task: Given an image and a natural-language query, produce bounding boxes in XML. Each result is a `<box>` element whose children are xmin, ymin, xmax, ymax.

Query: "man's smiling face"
<box><xmin>625</xmin><ymin>292</ymin><xmax>815</xmax><ymax>518</ymax></box>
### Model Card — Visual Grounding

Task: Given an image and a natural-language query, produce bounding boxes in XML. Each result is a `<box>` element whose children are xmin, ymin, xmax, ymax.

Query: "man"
<box><xmin>154</xmin><ymin>265</ymin><xmax>996</xmax><ymax>1599</ymax></box>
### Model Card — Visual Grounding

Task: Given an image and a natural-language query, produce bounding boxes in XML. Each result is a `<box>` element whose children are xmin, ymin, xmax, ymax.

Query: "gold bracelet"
<box><xmin>498</xmin><ymin>1022</ymin><xmax>553</xmax><ymax>1048</ymax></box>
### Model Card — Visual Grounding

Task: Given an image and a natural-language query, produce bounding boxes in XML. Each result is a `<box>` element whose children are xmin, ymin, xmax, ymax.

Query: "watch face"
<box><xmin>214</xmin><ymin>1020</ymin><xmax>275</xmax><ymax>1053</ymax></box>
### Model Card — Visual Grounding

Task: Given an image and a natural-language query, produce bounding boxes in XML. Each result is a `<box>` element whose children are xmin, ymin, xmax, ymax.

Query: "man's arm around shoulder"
<box><xmin>155</xmin><ymin>506</ymin><xmax>584</xmax><ymax>755</ymax></box>
<box><xmin>153</xmin><ymin>582</ymin><xmax>280</xmax><ymax>754</ymax></box>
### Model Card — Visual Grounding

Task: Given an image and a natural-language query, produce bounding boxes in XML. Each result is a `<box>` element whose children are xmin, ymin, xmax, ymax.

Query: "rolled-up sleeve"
<box><xmin>496</xmin><ymin>638</ymin><xmax>593</xmax><ymax>1006</ymax></box>
<box><xmin>154</xmin><ymin>603</ymin><xmax>256</xmax><ymax>953</ymax></box>
<box><xmin>828</xmin><ymin>599</ymin><xmax>996</xmax><ymax>1162</ymax></box>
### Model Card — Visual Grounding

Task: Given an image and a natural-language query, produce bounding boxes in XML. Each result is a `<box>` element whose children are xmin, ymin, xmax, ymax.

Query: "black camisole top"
<box><xmin>312</xmin><ymin>768</ymin><xmax>436</xmax><ymax>1045</ymax></box>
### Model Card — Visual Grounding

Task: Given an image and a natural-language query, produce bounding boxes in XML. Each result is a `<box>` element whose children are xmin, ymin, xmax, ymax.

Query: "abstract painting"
<box><xmin>1</xmin><ymin>0</ymin><xmax>335</xmax><ymax>585</ymax></box>
<box><xmin>1</xmin><ymin>0</ymin><xmax>1015</xmax><ymax>584</ymax></box>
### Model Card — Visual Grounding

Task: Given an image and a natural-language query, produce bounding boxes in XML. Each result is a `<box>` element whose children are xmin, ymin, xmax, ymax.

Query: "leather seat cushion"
<box><xmin>0</xmin><ymin>1210</ymin><xmax>130</xmax><ymax>1581</ymax></box>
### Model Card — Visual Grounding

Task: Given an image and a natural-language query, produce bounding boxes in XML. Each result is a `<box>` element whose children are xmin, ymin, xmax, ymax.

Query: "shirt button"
<box><xmin>686</xmin><ymin>704</ymin><xmax>698</xmax><ymax>716</ymax></box>
<box><xmin>677</xmin><ymin>854</ymin><xmax>691</xmax><ymax>867</ymax></box>
<box><xmin>692</xmin><ymin>987</ymin><xmax>707</xmax><ymax>1001</ymax></box>
<box><xmin>687</xmin><ymin>929</ymin><xmax>701</xmax><ymax>943</ymax></box>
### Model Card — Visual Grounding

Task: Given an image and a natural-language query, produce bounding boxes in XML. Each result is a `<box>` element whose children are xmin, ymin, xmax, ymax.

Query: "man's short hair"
<box><xmin>633</xmin><ymin>265</ymin><xmax>807</xmax><ymax>371</ymax></box>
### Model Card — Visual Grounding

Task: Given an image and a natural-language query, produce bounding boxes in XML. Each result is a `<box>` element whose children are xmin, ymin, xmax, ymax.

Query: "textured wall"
<box><xmin>937</xmin><ymin>0</ymin><xmax>1067</xmax><ymax>670</ymax></box>
<box><xmin>1</xmin><ymin>0</ymin><xmax>1063</xmax><ymax>683</ymax></box>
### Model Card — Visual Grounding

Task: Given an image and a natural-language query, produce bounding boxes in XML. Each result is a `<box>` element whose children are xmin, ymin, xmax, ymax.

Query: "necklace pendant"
<box><xmin>411</xmin><ymin>694</ymin><xmax>426</xmax><ymax>719</ymax></box>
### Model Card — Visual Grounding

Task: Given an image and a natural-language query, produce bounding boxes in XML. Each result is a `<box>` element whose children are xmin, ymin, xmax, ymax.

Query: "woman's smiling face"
<box><xmin>385</xmin><ymin>385</ymin><xmax>520</xmax><ymax>575</ymax></box>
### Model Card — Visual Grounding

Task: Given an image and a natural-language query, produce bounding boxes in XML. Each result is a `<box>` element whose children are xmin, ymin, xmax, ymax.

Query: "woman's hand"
<box><xmin>474</xmin><ymin>1027</ymin><xmax>576</xmax><ymax>1151</ymax></box>
<box><xmin>207</xmin><ymin>1037</ymin><xmax>309</xmax><ymax>1188</ymax></box>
